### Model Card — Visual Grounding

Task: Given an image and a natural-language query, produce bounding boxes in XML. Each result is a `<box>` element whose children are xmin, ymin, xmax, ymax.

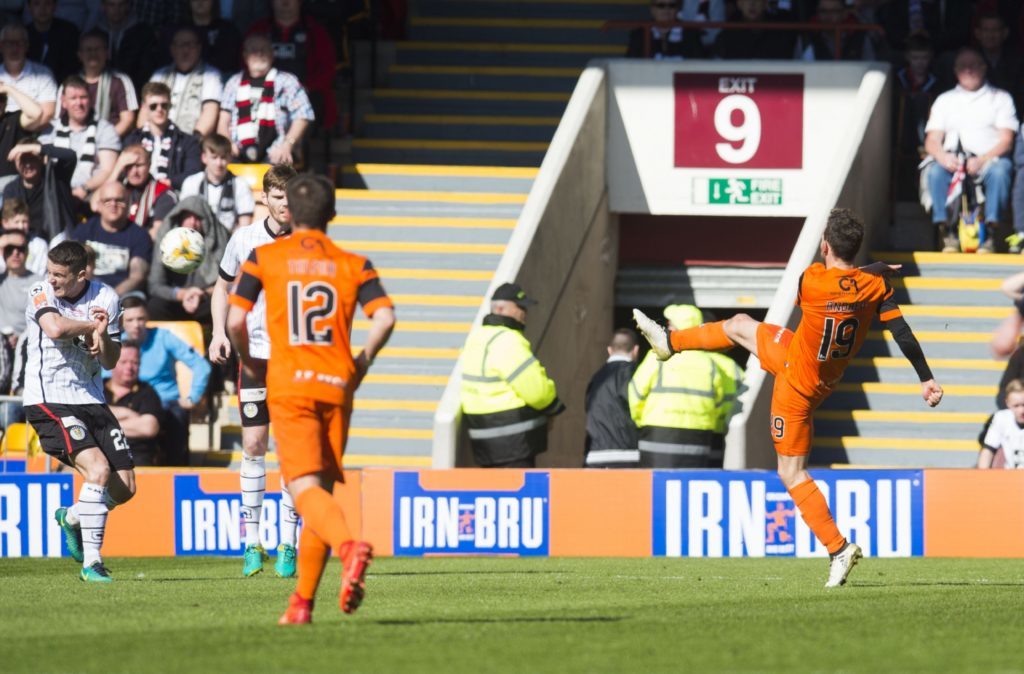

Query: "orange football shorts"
<box><xmin>756</xmin><ymin>322</ymin><xmax>827</xmax><ymax>457</ymax></box>
<box><xmin>269</xmin><ymin>396</ymin><xmax>353</xmax><ymax>484</ymax></box>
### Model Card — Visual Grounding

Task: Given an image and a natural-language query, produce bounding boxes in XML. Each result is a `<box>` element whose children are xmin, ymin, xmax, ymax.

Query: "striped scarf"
<box><xmin>139</xmin><ymin>123</ymin><xmax>174</xmax><ymax>181</ymax></box>
<box><xmin>51</xmin><ymin>113</ymin><xmax>97</xmax><ymax>165</ymax></box>
<box><xmin>235</xmin><ymin>68</ymin><xmax>278</xmax><ymax>162</ymax></box>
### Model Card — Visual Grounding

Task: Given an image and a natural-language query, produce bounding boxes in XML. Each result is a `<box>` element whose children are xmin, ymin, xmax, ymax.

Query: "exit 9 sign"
<box><xmin>674</xmin><ymin>73</ymin><xmax>804</xmax><ymax>169</ymax></box>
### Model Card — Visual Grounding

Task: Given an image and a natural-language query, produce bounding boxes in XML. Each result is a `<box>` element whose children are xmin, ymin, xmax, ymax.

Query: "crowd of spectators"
<box><xmin>0</xmin><ymin>0</ymin><xmax>354</xmax><ymax>464</ymax></box>
<box><xmin>629</xmin><ymin>1</ymin><xmax>1024</xmax><ymax>254</ymax></box>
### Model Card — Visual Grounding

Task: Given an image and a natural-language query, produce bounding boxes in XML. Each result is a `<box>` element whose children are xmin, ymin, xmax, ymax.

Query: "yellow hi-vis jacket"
<box><xmin>460</xmin><ymin>315</ymin><xmax>564</xmax><ymax>465</ymax></box>
<box><xmin>628</xmin><ymin>349</ymin><xmax>723</xmax><ymax>450</ymax></box>
<box><xmin>709</xmin><ymin>352</ymin><xmax>744</xmax><ymax>435</ymax></box>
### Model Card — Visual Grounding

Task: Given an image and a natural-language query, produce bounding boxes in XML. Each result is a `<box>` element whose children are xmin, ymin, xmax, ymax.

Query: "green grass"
<box><xmin>2</xmin><ymin>556</ymin><xmax>1022</xmax><ymax>674</ymax></box>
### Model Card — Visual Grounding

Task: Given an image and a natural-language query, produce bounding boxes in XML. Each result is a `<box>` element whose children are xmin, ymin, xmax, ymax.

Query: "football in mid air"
<box><xmin>160</xmin><ymin>227</ymin><xmax>205</xmax><ymax>274</ymax></box>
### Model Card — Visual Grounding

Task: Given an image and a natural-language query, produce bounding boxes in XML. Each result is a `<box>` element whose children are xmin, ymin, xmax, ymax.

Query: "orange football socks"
<box><xmin>788</xmin><ymin>478</ymin><xmax>846</xmax><ymax>555</ymax></box>
<box><xmin>295</xmin><ymin>527</ymin><xmax>330</xmax><ymax>601</ymax></box>
<box><xmin>293</xmin><ymin>487</ymin><xmax>354</xmax><ymax>552</ymax></box>
<box><xmin>669</xmin><ymin>320</ymin><xmax>733</xmax><ymax>352</ymax></box>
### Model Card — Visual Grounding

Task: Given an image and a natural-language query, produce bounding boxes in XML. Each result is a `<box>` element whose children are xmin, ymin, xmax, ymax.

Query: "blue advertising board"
<box><xmin>652</xmin><ymin>470</ymin><xmax>924</xmax><ymax>557</ymax></box>
<box><xmin>0</xmin><ymin>474</ymin><xmax>74</xmax><ymax>558</ymax></box>
<box><xmin>174</xmin><ymin>475</ymin><xmax>291</xmax><ymax>556</ymax></box>
<box><xmin>393</xmin><ymin>471</ymin><xmax>550</xmax><ymax>556</ymax></box>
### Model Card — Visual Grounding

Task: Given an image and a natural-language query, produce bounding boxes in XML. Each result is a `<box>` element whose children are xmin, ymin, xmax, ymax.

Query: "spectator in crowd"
<box><xmin>0</xmin><ymin>81</ymin><xmax>45</xmax><ymax>182</ymax></box>
<box><xmin>0</xmin><ymin>228</ymin><xmax>41</xmax><ymax>430</ymax></box>
<box><xmin>134</xmin><ymin>0</ymin><xmax>187</xmax><ymax>27</ymax></box>
<box><xmin>627</xmin><ymin>0</ymin><xmax>703</xmax><ymax>60</ymax></box>
<box><xmin>180</xmin><ymin>133</ymin><xmax>254</xmax><ymax>232</ymax></box>
<box><xmin>186</xmin><ymin>0</ymin><xmax>243</xmax><ymax>77</ymax></box>
<box><xmin>975</xmin><ymin>12</ymin><xmax>1022</xmax><ymax>112</ymax></box>
<box><xmin>147</xmin><ymin>195</ymin><xmax>228</xmax><ymax>323</ymax></box>
<box><xmin>88</xmin><ymin>0</ymin><xmax>159</xmax><ymax>92</ymax></box>
<box><xmin>678</xmin><ymin>0</ymin><xmax>725</xmax><ymax>49</ymax></box>
<box><xmin>124</xmin><ymin>82</ymin><xmax>202</xmax><ymax>190</ymax></box>
<box><xmin>878</xmin><ymin>0</ymin><xmax>972</xmax><ymax>61</ymax></box>
<box><xmin>40</xmin><ymin>75</ymin><xmax>121</xmax><ymax>203</ymax></box>
<box><xmin>629</xmin><ymin>304</ymin><xmax>723</xmax><ymax>467</ymax></box>
<box><xmin>893</xmin><ymin>33</ymin><xmax>939</xmax><ymax>201</ymax></box>
<box><xmin>104</xmin><ymin>340</ymin><xmax>164</xmax><ymax>466</ymax></box>
<box><xmin>76</xmin><ymin>29</ymin><xmax>138</xmax><ymax>137</ymax></box>
<box><xmin>460</xmin><ymin>283</ymin><xmax>565</xmax><ymax>468</ymax></box>
<box><xmin>108</xmin><ymin>143</ymin><xmax>178</xmax><ymax>235</ymax></box>
<box><xmin>218</xmin><ymin>33</ymin><xmax>314</xmax><ymax>165</ymax></box>
<box><xmin>978</xmin><ymin>379</ymin><xmax>1024</xmax><ymax>469</ymax></box>
<box><xmin>145</xmin><ymin>26</ymin><xmax>222</xmax><ymax>138</ymax></box>
<box><xmin>2</xmin><ymin>138</ymin><xmax>77</xmax><ymax>240</ymax></box>
<box><xmin>0</xmin><ymin>199</ymin><xmax>47</xmax><ymax>276</ymax></box>
<box><xmin>247</xmin><ymin>0</ymin><xmax>338</xmax><ymax>133</ymax></box>
<box><xmin>922</xmin><ymin>46</ymin><xmax>1016</xmax><ymax>254</ymax></box>
<box><xmin>51</xmin><ymin>1</ymin><xmax>99</xmax><ymax>29</ymax></box>
<box><xmin>71</xmin><ymin>180</ymin><xmax>152</xmax><ymax>295</ymax></box>
<box><xmin>26</xmin><ymin>0</ymin><xmax>81</xmax><ymax>84</ymax></box>
<box><xmin>120</xmin><ymin>295</ymin><xmax>210</xmax><ymax>466</ymax></box>
<box><xmin>0</xmin><ymin>23</ymin><xmax>57</xmax><ymax>131</ymax></box>
<box><xmin>583</xmin><ymin>328</ymin><xmax>639</xmax><ymax>468</ymax></box>
<box><xmin>796</xmin><ymin>0</ymin><xmax>878</xmax><ymax>61</ymax></box>
<box><xmin>713</xmin><ymin>0</ymin><xmax>796</xmax><ymax>60</ymax></box>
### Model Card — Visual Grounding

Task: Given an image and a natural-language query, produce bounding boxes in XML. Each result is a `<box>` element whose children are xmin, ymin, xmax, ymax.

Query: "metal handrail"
<box><xmin>603</xmin><ymin>20</ymin><xmax>884</xmax><ymax>60</ymax></box>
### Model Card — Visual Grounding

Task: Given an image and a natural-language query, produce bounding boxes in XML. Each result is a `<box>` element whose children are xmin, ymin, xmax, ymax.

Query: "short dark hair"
<box><xmin>120</xmin><ymin>295</ymin><xmax>148</xmax><ymax>311</ymax></box>
<box><xmin>121</xmin><ymin>339</ymin><xmax>141</xmax><ymax>350</ymax></box>
<box><xmin>823</xmin><ymin>208</ymin><xmax>864</xmax><ymax>262</ymax></box>
<box><xmin>79</xmin><ymin>28</ymin><xmax>108</xmax><ymax>49</ymax></box>
<box><xmin>262</xmin><ymin>163</ymin><xmax>297</xmax><ymax>193</ymax></box>
<box><xmin>903</xmin><ymin>33</ymin><xmax>932</xmax><ymax>54</ymax></box>
<box><xmin>140</xmin><ymin>81</ymin><xmax>171</xmax><ymax>101</ymax></box>
<box><xmin>2</xmin><ymin>197</ymin><xmax>29</xmax><ymax>222</ymax></box>
<box><xmin>201</xmin><ymin>133</ymin><xmax>232</xmax><ymax>157</ymax></box>
<box><xmin>286</xmin><ymin>174</ymin><xmax>335</xmax><ymax>230</ymax></box>
<box><xmin>61</xmin><ymin>74</ymin><xmax>89</xmax><ymax>94</ymax></box>
<box><xmin>609</xmin><ymin>328</ymin><xmax>638</xmax><ymax>354</ymax></box>
<box><xmin>48</xmin><ymin>240</ymin><xmax>90</xmax><ymax>273</ymax></box>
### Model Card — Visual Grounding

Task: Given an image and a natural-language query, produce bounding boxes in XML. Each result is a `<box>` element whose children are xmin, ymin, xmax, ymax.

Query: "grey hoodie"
<box><xmin>148</xmin><ymin>195</ymin><xmax>230</xmax><ymax>302</ymax></box>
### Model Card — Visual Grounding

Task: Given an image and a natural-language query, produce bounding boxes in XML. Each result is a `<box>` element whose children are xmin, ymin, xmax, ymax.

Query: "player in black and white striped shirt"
<box><xmin>22</xmin><ymin>241</ymin><xmax>134</xmax><ymax>583</ymax></box>
<box><xmin>209</xmin><ymin>164</ymin><xmax>300</xmax><ymax>577</ymax></box>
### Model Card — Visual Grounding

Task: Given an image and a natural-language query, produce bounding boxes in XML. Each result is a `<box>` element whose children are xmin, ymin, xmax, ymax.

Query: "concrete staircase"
<box><xmin>319</xmin><ymin>0</ymin><xmax>642</xmax><ymax>466</ymax></box>
<box><xmin>812</xmin><ymin>251</ymin><xmax>1017</xmax><ymax>468</ymax></box>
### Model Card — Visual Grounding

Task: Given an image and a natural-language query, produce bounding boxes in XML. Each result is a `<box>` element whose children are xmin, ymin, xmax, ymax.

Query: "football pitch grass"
<box><xmin>2</xmin><ymin>556</ymin><xmax>1022</xmax><ymax>674</ymax></box>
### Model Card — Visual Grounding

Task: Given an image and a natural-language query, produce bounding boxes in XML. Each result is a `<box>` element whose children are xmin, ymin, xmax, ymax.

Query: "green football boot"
<box><xmin>79</xmin><ymin>562</ymin><xmax>113</xmax><ymax>583</ymax></box>
<box><xmin>243</xmin><ymin>544</ymin><xmax>268</xmax><ymax>577</ymax></box>
<box><xmin>274</xmin><ymin>544</ymin><xmax>297</xmax><ymax>578</ymax></box>
<box><xmin>54</xmin><ymin>507</ymin><xmax>83</xmax><ymax>563</ymax></box>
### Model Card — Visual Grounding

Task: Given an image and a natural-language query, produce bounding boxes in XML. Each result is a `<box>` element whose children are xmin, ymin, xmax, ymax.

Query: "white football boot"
<box><xmin>632</xmin><ymin>309</ymin><xmax>673</xmax><ymax>361</ymax></box>
<box><xmin>825</xmin><ymin>542</ymin><xmax>863</xmax><ymax>588</ymax></box>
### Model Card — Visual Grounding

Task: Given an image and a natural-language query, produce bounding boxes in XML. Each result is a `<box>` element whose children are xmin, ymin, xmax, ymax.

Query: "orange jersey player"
<box><xmin>226</xmin><ymin>175</ymin><xmax>396</xmax><ymax>625</ymax></box>
<box><xmin>634</xmin><ymin>208</ymin><xmax>943</xmax><ymax>588</ymax></box>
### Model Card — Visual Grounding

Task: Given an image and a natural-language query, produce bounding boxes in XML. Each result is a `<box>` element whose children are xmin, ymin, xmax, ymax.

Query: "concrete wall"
<box><xmin>434</xmin><ymin>67</ymin><xmax>614</xmax><ymax>468</ymax></box>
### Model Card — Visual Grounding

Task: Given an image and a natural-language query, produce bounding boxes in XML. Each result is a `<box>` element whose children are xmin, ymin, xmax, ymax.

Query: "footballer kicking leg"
<box><xmin>237</xmin><ymin>359</ymin><xmax>299</xmax><ymax>577</ymax></box>
<box><xmin>634</xmin><ymin>309</ymin><xmax>760</xmax><ymax>359</ymax></box>
<box><xmin>273</xmin><ymin>397</ymin><xmax>371</xmax><ymax>625</ymax></box>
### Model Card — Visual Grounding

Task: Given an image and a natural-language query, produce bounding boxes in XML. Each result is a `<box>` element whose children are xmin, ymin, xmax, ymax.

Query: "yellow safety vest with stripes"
<box><xmin>460</xmin><ymin>316</ymin><xmax>563</xmax><ymax>465</ymax></box>
<box><xmin>628</xmin><ymin>350</ymin><xmax>723</xmax><ymax>432</ymax></box>
<box><xmin>709</xmin><ymin>352</ymin><xmax>744</xmax><ymax>435</ymax></box>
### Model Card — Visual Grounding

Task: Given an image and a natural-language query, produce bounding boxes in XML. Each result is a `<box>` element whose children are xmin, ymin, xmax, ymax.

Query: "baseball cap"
<box><xmin>491</xmin><ymin>282</ymin><xmax>537</xmax><ymax>309</ymax></box>
<box><xmin>663</xmin><ymin>304</ymin><xmax>702</xmax><ymax>330</ymax></box>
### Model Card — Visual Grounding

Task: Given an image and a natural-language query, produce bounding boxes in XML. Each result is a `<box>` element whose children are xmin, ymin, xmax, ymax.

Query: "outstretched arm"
<box><xmin>884</xmin><ymin>313</ymin><xmax>942</xmax><ymax>407</ymax></box>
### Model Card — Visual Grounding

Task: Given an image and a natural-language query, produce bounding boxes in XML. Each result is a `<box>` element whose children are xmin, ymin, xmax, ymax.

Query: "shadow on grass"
<box><xmin>853</xmin><ymin>581</ymin><xmax>1024</xmax><ymax>588</ymax></box>
<box><xmin>374</xmin><ymin>616</ymin><xmax>626</xmax><ymax>626</ymax></box>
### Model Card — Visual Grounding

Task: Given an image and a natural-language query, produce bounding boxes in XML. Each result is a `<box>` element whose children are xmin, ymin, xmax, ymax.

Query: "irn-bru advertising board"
<box><xmin>2</xmin><ymin>469</ymin><xmax>1023</xmax><ymax>558</ymax></box>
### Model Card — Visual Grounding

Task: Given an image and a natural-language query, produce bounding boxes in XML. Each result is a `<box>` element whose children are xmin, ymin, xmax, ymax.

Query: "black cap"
<box><xmin>491</xmin><ymin>282</ymin><xmax>537</xmax><ymax>309</ymax></box>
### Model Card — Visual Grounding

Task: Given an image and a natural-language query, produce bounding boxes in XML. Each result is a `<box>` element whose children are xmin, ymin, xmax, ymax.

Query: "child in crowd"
<box><xmin>979</xmin><ymin>379</ymin><xmax>1024</xmax><ymax>469</ymax></box>
<box><xmin>180</xmin><ymin>133</ymin><xmax>255</xmax><ymax>232</ymax></box>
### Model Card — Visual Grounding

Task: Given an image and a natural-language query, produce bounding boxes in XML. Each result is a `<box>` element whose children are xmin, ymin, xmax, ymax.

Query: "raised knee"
<box><xmin>87</xmin><ymin>463</ymin><xmax>111</xmax><ymax>486</ymax></box>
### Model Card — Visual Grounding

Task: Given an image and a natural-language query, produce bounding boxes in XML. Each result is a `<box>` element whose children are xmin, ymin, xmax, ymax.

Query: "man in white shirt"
<box><xmin>924</xmin><ymin>46</ymin><xmax>1017</xmax><ymax>253</ymax></box>
<box><xmin>40</xmin><ymin>75</ymin><xmax>121</xmax><ymax>202</ymax></box>
<box><xmin>0</xmin><ymin>22</ymin><xmax>56</xmax><ymax>130</ymax></box>
<box><xmin>144</xmin><ymin>26</ymin><xmax>222</xmax><ymax>137</ymax></box>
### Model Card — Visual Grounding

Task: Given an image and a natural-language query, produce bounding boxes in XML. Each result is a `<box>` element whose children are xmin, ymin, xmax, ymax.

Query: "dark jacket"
<box><xmin>2</xmin><ymin>144</ymin><xmax>77</xmax><ymax>240</ymax></box>
<box><xmin>26</xmin><ymin>18</ymin><xmax>81</xmax><ymax>84</ymax></box>
<box><xmin>714</xmin><ymin>21</ymin><xmax>796</xmax><ymax>60</ymax></box>
<box><xmin>584</xmin><ymin>357</ymin><xmax>638</xmax><ymax>457</ymax></box>
<box><xmin>626</xmin><ymin>26</ymin><xmax>703</xmax><ymax>59</ymax></box>
<box><xmin>124</xmin><ymin>124</ymin><xmax>203</xmax><ymax>191</ymax></box>
<box><xmin>148</xmin><ymin>195</ymin><xmax>229</xmax><ymax>302</ymax></box>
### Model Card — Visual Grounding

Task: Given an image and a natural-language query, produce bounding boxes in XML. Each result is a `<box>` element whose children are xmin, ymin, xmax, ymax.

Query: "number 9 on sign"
<box><xmin>714</xmin><ymin>95</ymin><xmax>761</xmax><ymax>164</ymax></box>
